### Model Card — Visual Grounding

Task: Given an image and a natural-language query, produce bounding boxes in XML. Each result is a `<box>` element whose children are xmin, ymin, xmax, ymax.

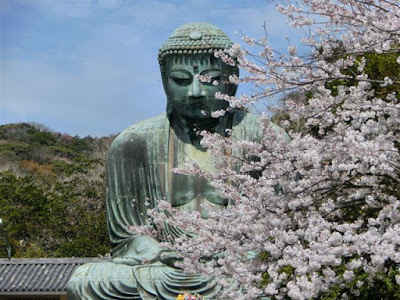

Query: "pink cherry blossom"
<box><xmin>131</xmin><ymin>1</ymin><xmax>400</xmax><ymax>299</ymax></box>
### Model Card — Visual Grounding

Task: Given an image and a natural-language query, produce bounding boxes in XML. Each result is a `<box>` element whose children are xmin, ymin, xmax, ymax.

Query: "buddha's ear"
<box><xmin>166</xmin><ymin>100</ymin><xmax>173</xmax><ymax>117</ymax></box>
<box><xmin>233</xmin><ymin>65</ymin><xmax>239</xmax><ymax>77</ymax></box>
<box><xmin>225</xmin><ymin>66</ymin><xmax>239</xmax><ymax>97</ymax></box>
<box><xmin>230</xmin><ymin>82</ymin><xmax>238</xmax><ymax>97</ymax></box>
<box><xmin>161</xmin><ymin>75</ymin><xmax>169</xmax><ymax>95</ymax></box>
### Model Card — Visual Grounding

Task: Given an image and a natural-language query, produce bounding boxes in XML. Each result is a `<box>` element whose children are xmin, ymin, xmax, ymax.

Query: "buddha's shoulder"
<box><xmin>232</xmin><ymin>110</ymin><xmax>291</xmax><ymax>142</ymax></box>
<box><xmin>109</xmin><ymin>114</ymin><xmax>168</xmax><ymax>150</ymax></box>
<box><xmin>232</xmin><ymin>110</ymin><xmax>261</xmax><ymax>129</ymax></box>
<box><xmin>124</xmin><ymin>113</ymin><xmax>168</xmax><ymax>133</ymax></box>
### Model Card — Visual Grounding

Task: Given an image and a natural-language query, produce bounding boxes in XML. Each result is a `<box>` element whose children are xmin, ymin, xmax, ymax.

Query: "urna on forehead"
<box><xmin>158</xmin><ymin>23</ymin><xmax>235</xmax><ymax>76</ymax></box>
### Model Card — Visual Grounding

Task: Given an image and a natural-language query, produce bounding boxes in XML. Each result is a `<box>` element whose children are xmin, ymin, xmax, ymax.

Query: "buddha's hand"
<box><xmin>200</xmin><ymin>251</ymin><xmax>225</xmax><ymax>262</ymax></box>
<box><xmin>112</xmin><ymin>257</ymin><xmax>143</xmax><ymax>266</ymax></box>
<box><xmin>112</xmin><ymin>253</ymin><xmax>165</xmax><ymax>266</ymax></box>
<box><xmin>159</xmin><ymin>250</ymin><xmax>183</xmax><ymax>269</ymax></box>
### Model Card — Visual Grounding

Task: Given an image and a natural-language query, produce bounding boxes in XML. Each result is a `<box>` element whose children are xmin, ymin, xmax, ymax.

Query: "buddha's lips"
<box><xmin>187</xmin><ymin>96</ymin><xmax>207</xmax><ymax>102</ymax></box>
<box><xmin>191</xmin><ymin>102</ymin><xmax>205</xmax><ymax>109</ymax></box>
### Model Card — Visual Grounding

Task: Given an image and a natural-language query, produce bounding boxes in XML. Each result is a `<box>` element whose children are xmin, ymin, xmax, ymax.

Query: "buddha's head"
<box><xmin>159</xmin><ymin>23</ymin><xmax>239</xmax><ymax>121</ymax></box>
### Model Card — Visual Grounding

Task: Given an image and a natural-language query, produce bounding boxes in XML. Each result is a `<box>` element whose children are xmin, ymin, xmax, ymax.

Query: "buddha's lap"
<box><xmin>67</xmin><ymin>260</ymin><xmax>222</xmax><ymax>299</ymax></box>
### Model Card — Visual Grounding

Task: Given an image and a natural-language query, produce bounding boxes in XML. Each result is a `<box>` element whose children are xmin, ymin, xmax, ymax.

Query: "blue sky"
<box><xmin>1</xmin><ymin>0</ymin><xmax>300</xmax><ymax>137</ymax></box>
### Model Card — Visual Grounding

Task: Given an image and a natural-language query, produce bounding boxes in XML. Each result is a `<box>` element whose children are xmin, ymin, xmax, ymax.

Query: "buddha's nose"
<box><xmin>188</xmin><ymin>75</ymin><xmax>205</xmax><ymax>98</ymax></box>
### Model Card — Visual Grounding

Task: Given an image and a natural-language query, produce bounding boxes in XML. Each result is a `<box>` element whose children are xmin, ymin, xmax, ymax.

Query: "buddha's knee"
<box><xmin>67</xmin><ymin>262</ymin><xmax>139</xmax><ymax>300</ymax></box>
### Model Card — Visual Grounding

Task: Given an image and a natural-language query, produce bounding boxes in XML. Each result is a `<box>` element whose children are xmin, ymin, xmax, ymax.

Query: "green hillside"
<box><xmin>0</xmin><ymin>122</ymin><xmax>116</xmax><ymax>258</ymax></box>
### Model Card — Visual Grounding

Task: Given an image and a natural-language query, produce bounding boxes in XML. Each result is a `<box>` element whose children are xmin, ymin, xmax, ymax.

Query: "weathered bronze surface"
<box><xmin>67</xmin><ymin>23</ymin><xmax>289</xmax><ymax>300</ymax></box>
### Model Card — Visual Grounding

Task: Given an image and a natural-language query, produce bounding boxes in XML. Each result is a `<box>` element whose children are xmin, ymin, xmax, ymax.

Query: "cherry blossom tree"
<box><xmin>135</xmin><ymin>1</ymin><xmax>400</xmax><ymax>299</ymax></box>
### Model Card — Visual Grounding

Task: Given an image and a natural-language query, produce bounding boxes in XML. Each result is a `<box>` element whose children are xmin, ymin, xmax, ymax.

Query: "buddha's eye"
<box><xmin>201</xmin><ymin>70</ymin><xmax>222</xmax><ymax>84</ymax></box>
<box><xmin>170</xmin><ymin>71</ymin><xmax>192</xmax><ymax>86</ymax></box>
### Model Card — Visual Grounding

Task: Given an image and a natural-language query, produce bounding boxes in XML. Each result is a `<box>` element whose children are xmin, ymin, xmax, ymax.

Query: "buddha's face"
<box><xmin>164</xmin><ymin>55</ymin><xmax>238</xmax><ymax>119</ymax></box>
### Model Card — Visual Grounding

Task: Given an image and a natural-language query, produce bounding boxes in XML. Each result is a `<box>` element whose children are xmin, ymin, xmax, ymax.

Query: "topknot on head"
<box><xmin>158</xmin><ymin>23</ymin><xmax>234</xmax><ymax>76</ymax></box>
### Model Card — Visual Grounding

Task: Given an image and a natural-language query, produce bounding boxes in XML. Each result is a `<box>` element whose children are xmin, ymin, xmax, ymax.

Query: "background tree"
<box><xmin>0</xmin><ymin>123</ymin><xmax>115</xmax><ymax>258</ymax></box>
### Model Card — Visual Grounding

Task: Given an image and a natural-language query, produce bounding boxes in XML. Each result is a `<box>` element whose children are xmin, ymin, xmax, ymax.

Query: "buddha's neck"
<box><xmin>168</xmin><ymin>112</ymin><xmax>233</xmax><ymax>149</ymax></box>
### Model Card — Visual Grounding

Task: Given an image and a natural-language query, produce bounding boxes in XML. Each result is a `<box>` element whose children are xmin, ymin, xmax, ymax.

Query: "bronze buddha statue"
<box><xmin>67</xmin><ymin>23</ymin><xmax>289</xmax><ymax>300</ymax></box>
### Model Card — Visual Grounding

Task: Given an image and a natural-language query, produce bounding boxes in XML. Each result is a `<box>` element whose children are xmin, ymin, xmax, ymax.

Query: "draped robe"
<box><xmin>67</xmin><ymin>111</ymin><xmax>289</xmax><ymax>300</ymax></box>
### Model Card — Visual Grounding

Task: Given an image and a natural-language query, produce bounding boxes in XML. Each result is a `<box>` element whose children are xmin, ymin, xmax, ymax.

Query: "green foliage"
<box><xmin>325</xmin><ymin>51</ymin><xmax>400</xmax><ymax>98</ymax></box>
<box><xmin>0</xmin><ymin>170</ymin><xmax>109</xmax><ymax>258</ymax></box>
<box><xmin>320</xmin><ymin>262</ymin><xmax>400</xmax><ymax>300</ymax></box>
<box><xmin>364</xmin><ymin>51</ymin><xmax>400</xmax><ymax>96</ymax></box>
<box><xmin>0</xmin><ymin>173</ymin><xmax>49</xmax><ymax>239</ymax></box>
<box><xmin>259</xmin><ymin>272</ymin><xmax>270</xmax><ymax>288</ymax></box>
<box><xmin>48</xmin><ymin>145</ymin><xmax>75</xmax><ymax>158</ymax></box>
<box><xmin>269</xmin><ymin>48</ymin><xmax>400</xmax><ymax>300</ymax></box>
<box><xmin>0</xmin><ymin>122</ymin><xmax>116</xmax><ymax>258</ymax></box>
<box><xmin>52</xmin><ymin>160</ymin><xmax>81</xmax><ymax>176</ymax></box>
<box><xmin>0</xmin><ymin>142</ymin><xmax>31</xmax><ymax>155</ymax></box>
<box><xmin>71</xmin><ymin>136</ymin><xmax>90</xmax><ymax>152</ymax></box>
<box><xmin>273</xmin><ymin>49</ymin><xmax>399</xmax><ymax>138</ymax></box>
<box><xmin>0</xmin><ymin>123</ymin><xmax>56</xmax><ymax>146</ymax></box>
<box><xmin>279</xmin><ymin>265</ymin><xmax>295</xmax><ymax>277</ymax></box>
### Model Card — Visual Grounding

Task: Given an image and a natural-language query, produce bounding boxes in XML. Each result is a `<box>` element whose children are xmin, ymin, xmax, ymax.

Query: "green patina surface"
<box><xmin>67</xmin><ymin>23</ymin><xmax>287</xmax><ymax>300</ymax></box>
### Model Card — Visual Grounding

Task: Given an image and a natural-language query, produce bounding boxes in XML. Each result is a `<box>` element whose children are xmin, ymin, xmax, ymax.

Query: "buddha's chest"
<box><xmin>167</xmin><ymin>133</ymin><xmax>228</xmax><ymax>213</ymax></box>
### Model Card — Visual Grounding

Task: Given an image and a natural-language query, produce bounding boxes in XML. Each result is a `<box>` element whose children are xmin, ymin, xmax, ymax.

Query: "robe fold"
<box><xmin>67</xmin><ymin>111</ymin><xmax>289</xmax><ymax>299</ymax></box>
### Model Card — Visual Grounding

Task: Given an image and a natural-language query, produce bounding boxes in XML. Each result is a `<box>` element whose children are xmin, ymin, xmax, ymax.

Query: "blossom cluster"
<box><xmin>133</xmin><ymin>1</ymin><xmax>400</xmax><ymax>299</ymax></box>
<box><xmin>176</xmin><ymin>293</ymin><xmax>203</xmax><ymax>300</ymax></box>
